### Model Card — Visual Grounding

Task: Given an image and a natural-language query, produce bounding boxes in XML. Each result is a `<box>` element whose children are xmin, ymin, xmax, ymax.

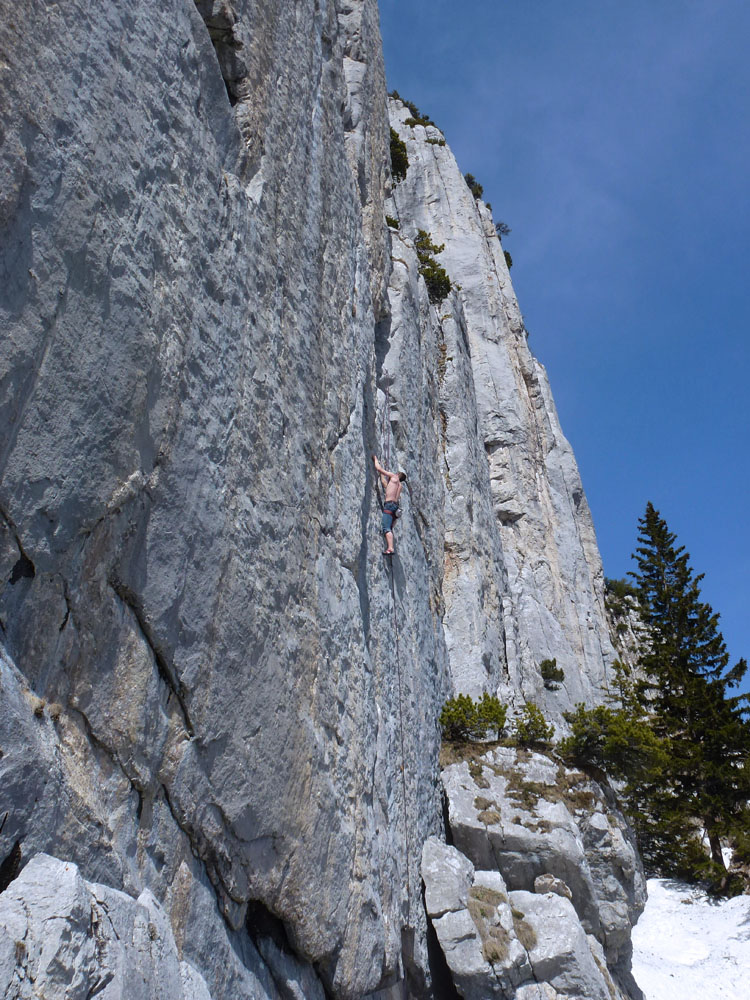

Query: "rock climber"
<box><xmin>372</xmin><ymin>454</ymin><xmax>407</xmax><ymax>555</ymax></box>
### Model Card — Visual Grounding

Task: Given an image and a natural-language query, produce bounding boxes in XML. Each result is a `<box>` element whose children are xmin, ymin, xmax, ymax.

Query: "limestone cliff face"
<box><xmin>387</xmin><ymin>99</ymin><xmax>617</xmax><ymax>717</ymax></box>
<box><xmin>1</xmin><ymin>3</ymin><xmax>631</xmax><ymax>998</ymax></box>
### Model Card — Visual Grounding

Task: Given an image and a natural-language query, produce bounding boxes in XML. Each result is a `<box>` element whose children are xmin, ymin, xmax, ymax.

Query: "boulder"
<box><xmin>422</xmin><ymin>835</ymin><xmax>638</xmax><ymax>1000</ymax></box>
<box><xmin>442</xmin><ymin>747</ymin><xmax>645</xmax><ymax>970</ymax></box>
<box><xmin>0</xmin><ymin>853</ymin><xmax>213</xmax><ymax>999</ymax></box>
<box><xmin>509</xmin><ymin>890</ymin><xmax>617</xmax><ymax>1000</ymax></box>
<box><xmin>421</xmin><ymin>838</ymin><xmax>531</xmax><ymax>999</ymax></box>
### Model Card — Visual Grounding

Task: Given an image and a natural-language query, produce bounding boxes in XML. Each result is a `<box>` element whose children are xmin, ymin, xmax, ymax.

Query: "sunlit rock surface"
<box><xmin>388</xmin><ymin>97</ymin><xmax>617</xmax><ymax>716</ymax></box>
<box><xmin>0</xmin><ymin>854</ymin><xmax>214</xmax><ymax>1000</ymax></box>
<box><xmin>429</xmin><ymin>749</ymin><xmax>645</xmax><ymax>998</ymax></box>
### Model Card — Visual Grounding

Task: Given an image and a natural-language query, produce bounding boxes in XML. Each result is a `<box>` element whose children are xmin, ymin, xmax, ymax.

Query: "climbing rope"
<box><xmin>378</xmin><ymin>374</ymin><xmax>412</xmax><ymax>919</ymax></box>
<box><xmin>386</xmin><ymin>558</ymin><xmax>411</xmax><ymax>916</ymax></box>
<box><xmin>381</xmin><ymin>376</ymin><xmax>392</xmax><ymax>471</ymax></box>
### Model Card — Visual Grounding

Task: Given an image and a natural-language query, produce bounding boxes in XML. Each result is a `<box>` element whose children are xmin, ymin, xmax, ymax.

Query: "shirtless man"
<box><xmin>372</xmin><ymin>455</ymin><xmax>407</xmax><ymax>555</ymax></box>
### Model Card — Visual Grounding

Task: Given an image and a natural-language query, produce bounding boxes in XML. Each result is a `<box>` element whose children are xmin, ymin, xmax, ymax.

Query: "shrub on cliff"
<box><xmin>440</xmin><ymin>693</ymin><xmax>508</xmax><ymax>742</ymax></box>
<box><xmin>605</xmin><ymin>577</ymin><xmax>638</xmax><ymax>601</ymax></box>
<box><xmin>558</xmin><ymin>703</ymin><xmax>665</xmax><ymax>782</ymax></box>
<box><xmin>513</xmin><ymin>703</ymin><xmax>555</xmax><ymax>747</ymax></box>
<box><xmin>539</xmin><ymin>658</ymin><xmax>564</xmax><ymax>690</ymax></box>
<box><xmin>390</xmin><ymin>128</ymin><xmax>409</xmax><ymax>183</ymax></box>
<box><xmin>389</xmin><ymin>90</ymin><xmax>435</xmax><ymax>127</ymax></box>
<box><xmin>495</xmin><ymin>221</ymin><xmax>511</xmax><ymax>240</ymax></box>
<box><xmin>415</xmin><ymin>229</ymin><xmax>452</xmax><ymax>303</ymax></box>
<box><xmin>464</xmin><ymin>173</ymin><xmax>484</xmax><ymax>199</ymax></box>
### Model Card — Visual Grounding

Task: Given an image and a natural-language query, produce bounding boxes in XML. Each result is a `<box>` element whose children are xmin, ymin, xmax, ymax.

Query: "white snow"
<box><xmin>632</xmin><ymin>878</ymin><xmax>750</xmax><ymax>1000</ymax></box>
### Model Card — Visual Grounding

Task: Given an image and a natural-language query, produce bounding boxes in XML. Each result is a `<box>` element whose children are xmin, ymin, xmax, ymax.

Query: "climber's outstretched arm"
<box><xmin>372</xmin><ymin>454</ymin><xmax>396</xmax><ymax>488</ymax></box>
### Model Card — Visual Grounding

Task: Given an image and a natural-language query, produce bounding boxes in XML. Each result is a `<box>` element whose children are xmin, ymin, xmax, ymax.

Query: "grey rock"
<box><xmin>0</xmin><ymin>853</ymin><xmax>214</xmax><ymax>999</ymax></box>
<box><xmin>0</xmin><ymin>1</ymin><xmax>645</xmax><ymax>997</ymax></box>
<box><xmin>534</xmin><ymin>875</ymin><xmax>573</xmax><ymax>901</ymax></box>
<box><xmin>442</xmin><ymin>748</ymin><xmax>645</xmax><ymax>976</ymax></box>
<box><xmin>421</xmin><ymin>836</ymin><xmax>474</xmax><ymax>918</ymax></box>
<box><xmin>606</xmin><ymin>592</ymin><xmax>647</xmax><ymax>674</ymax></box>
<box><xmin>514</xmin><ymin>986</ymin><xmax>560</xmax><ymax>1000</ymax></box>
<box><xmin>0</xmin><ymin>1</ymin><xmax>448</xmax><ymax>995</ymax></box>
<box><xmin>421</xmin><ymin>835</ymin><xmax>634</xmax><ymax>1000</ymax></box>
<box><xmin>509</xmin><ymin>890</ymin><xmax>619</xmax><ymax>1000</ymax></box>
<box><xmin>389</xmin><ymin>97</ymin><xmax>618</xmax><ymax>720</ymax></box>
<box><xmin>421</xmin><ymin>838</ymin><xmax>531</xmax><ymax>999</ymax></box>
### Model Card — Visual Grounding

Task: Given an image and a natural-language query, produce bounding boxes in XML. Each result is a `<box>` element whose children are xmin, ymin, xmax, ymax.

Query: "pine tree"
<box><xmin>631</xmin><ymin>502</ymin><xmax>750</xmax><ymax>884</ymax></box>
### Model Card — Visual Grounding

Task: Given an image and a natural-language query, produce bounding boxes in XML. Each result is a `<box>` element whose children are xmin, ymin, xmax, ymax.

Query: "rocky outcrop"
<box><xmin>0</xmin><ymin>1</ymin><xmax>638</xmax><ymax>997</ymax></box>
<box><xmin>605</xmin><ymin>585</ymin><xmax>646</xmax><ymax>672</ymax></box>
<box><xmin>426</xmin><ymin>749</ymin><xmax>645</xmax><ymax>999</ymax></box>
<box><xmin>0</xmin><ymin>854</ymin><xmax>214</xmax><ymax>999</ymax></box>
<box><xmin>423</xmin><ymin>837</ymin><xmax>627</xmax><ymax>1000</ymax></box>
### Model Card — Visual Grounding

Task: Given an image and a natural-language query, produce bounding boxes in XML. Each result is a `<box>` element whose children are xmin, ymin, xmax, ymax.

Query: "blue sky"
<box><xmin>379</xmin><ymin>0</ymin><xmax>749</xmax><ymax>675</ymax></box>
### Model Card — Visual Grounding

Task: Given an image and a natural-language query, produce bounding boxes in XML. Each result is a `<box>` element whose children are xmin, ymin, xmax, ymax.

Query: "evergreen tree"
<box><xmin>631</xmin><ymin>502</ymin><xmax>750</xmax><ymax>883</ymax></box>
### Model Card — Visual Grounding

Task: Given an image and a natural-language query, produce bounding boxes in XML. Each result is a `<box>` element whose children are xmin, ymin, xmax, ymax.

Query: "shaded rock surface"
<box><xmin>0</xmin><ymin>1</ymin><xmax>636</xmax><ymax>997</ymax></box>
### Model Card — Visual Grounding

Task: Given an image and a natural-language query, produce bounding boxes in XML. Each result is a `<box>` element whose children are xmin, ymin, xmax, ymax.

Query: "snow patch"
<box><xmin>632</xmin><ymin>878</ymin><xmax>750</xmax><ymax>1000</ymax></box>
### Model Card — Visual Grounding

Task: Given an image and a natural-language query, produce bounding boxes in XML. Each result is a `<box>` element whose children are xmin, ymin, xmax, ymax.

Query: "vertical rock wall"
<box><xmin>0</xmin><ymin>2</ymin><xmax>449</xmax><ymax>996</ymax></box>
<box><xmin>1</xmin><ymin>3</ymin><xmax>628</xmax><ymax>998</ymax></box>
<box><xmin>388</xmin><ymin>99</ymin><xmax>617</xmax><ymax>718</ymax></box>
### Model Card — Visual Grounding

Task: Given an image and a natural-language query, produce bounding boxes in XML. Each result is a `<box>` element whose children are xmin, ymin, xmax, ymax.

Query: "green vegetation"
<box><xmin>605</xmin><ymin>577</ymin><xmax>638</xmax><ymax>601</ymax></box>
<box><xmin>632</xmin><ymin>503</ymin><xmax>750</xmax><ymax>890</ymax></box>
<box><xmin>514</xmin><ymin>703</ymin><xmax>555</xmax><ymax>747</ymax></box>
<box><xmin>539</xmin><ymin>658</ymin><xmax>564</xmax><ymax>690</ymax></box>
<box><xmin>426</xmin><ymin>137</ymin><xmax>446</xmax><ymax>146</ymax></box>
<box><xmin>385</xmin><ymin>215</ymin><xmax>400</xmax><ymax>230</ymax></box>
<box><xmin>561</xmin><ymin>504</ymin><xmax>750</xmax><ymax>895</ymax></box>
<box><xmin>605</xmin><ymin>577</ymin><xmax>639</xmax><ymax>620</ymax></box>
<box><xmin>504</xmin><ymin>250</ymin><xmax>513</xmax><ymax>270</ymax></box>
<box><xmin>495</xmin><ymin>221</ymin><xmax>511</xmax><ymax>240</ymax></box>
<box><xmin>464</xmin><ymin>172</ymin><xmax>484</xmax><ymax>199</ymax></box>
<box><xmin>390</xmin><ymin>90</ymin><xmax>436</xmax><ymax>127</ymax></box>
<box><xmin>558</xmin><ymin>703</ymin><xmax>665</xmax><ymax>783</ymax></box>
<box><xmin>439</xmin><ymin>693</ymin><xmax>508</xmax><ymax>742</ymax></box>
<box><xmin>415</xmin><ymin>229</ymin><xmax>453</xmax><ymax>303</ymax></box>
<box><xmin>389</xmin><ymin>128</ymin><xmax>409</xmax><ymax>183</ymax></box>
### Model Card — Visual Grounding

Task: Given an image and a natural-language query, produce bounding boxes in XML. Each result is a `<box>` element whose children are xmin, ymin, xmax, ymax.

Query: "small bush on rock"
<box><xmin>415</xmin><ymin>229</ymin><xmax>453</xmax><ymax>303</ymax></box>
<box><xmin>604</xmin><ymin>577</ymin><xmax>638</xmax><ymax>619</ymax></box>
<box><xmin>385</xmin><ymin>215</ymin><xmax>400</xmax><ymax>230</ymax></box>
<box><xmin>495</xmin><ymin>221</ymin><xmax>511</xmax><ymax>239</ymax></box>
<box><xmin>604</xmin><ymin>577</ymin><xmax>638</xmax><ymax>601</ymax></box>
<box><xmin>390</xmin><ymin>128</ymin><xmax>409</xmax><ymax>183</ymax></box>
<box><xmin>390</xmin><ymin>90</ymin><xmax>436</xmax><ymax>127</ymax></box>
<box><xmin>464</xmin><ymin>173</ymin><xmax>484</xmax><ymax>199</ymax></box>
<box><xmin>440</xmin><ymin>693</ymin><xmax>508</xmax><ymax>742</ymax></box>
<box><xmin>557</xmin><ymin>703</ymin><xmax>665</xmax><ymax>782</ymax></box>
<box><xmin>539</xmin><ymin>658</ymin><xmax>564</xmax><ymax>690</ymax></box>
<box><xmin>514</xmin><ymin>703</ymin><xmax>555</xmax><ymax>747</ymax></box>
<box><xmin>504</xmin><ymin>250</ymin><xmax>513</xmax><ymax>270</ymax></box>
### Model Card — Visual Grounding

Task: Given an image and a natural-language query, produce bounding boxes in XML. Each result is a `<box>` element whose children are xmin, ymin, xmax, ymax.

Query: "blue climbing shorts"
<box><xmin>382</xmin><ymin>501</ymin><xmax>399</xmax><ymax>533</ymax></box>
